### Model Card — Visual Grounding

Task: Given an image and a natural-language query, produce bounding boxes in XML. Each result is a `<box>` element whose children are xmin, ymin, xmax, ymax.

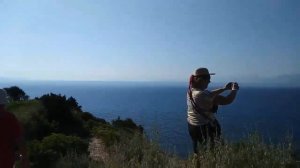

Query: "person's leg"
<box><xmin>207</xmin><ymin>120</ymin><xmax>222</xmax><ymax>149</ymax></box>
<box><xmin>214</xmin><ymin>119</ymin><xmax>225</xmax><ymax>146</ymax></box>
<box><xmin>208</xmin><ymin>124</ymin><xmax>216</xmax><ymax>149</ymax></box>
<box><xmin>214</xmin><ymin>119</ymin><xmax>221</xmax><ymax>142</ymax></box>
<box><xmin>199</xmin><ymin>124</ymin><xmax>210</xmax><ymax>150</ymax></box>
<box><xmin>188</xmin><ymin>123</ymin><xmax>201</xmax><ymax>154</ymax></box>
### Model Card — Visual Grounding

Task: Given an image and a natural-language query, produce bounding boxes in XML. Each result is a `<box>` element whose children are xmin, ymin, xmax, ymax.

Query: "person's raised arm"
<box><xmin>210</xmin><ymin>82</ymin><xmax>232</xmax><ymax>98</ymax></box>
<box><xmin>214</xmin><ymin>83</ymin><xmax>239</xmax><ymax>105</ymax></box>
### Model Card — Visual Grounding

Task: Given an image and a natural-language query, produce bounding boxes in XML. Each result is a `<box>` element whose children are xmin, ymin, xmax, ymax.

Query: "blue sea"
<box><xmin>1</xmin><ymin>81</ymin><xmax>300</xmax><ymax>158</ymax></box>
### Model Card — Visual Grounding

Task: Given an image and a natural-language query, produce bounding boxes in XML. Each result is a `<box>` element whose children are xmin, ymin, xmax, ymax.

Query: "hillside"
<box><xmin>7</xmin><ymin>92</ymin><xmax>143</xmax><ymax>168</ymax></box>
<box><xmin>4</xmin><ymin>86</ymin><xmax>298</xmax><ymax>168</ymax></box>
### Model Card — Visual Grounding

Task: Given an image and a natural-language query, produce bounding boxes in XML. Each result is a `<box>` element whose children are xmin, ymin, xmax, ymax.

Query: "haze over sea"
<box><xmin>1</xmin><ymin>81</ymin><xmax>300</xmax><ymax>158</ymax></box>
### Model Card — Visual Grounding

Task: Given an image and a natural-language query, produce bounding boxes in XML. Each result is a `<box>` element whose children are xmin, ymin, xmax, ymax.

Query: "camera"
<box><xmin>232</xmin><ymin>82</ymin><xmax>238</xmax><ymax>90</ymax></box>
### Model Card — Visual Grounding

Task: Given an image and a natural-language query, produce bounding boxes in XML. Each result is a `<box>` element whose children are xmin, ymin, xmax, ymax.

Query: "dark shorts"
<box><xmin>188</xmin><ymin>119</ymin><xmax>221</xmax><ymax>145</ymax></box>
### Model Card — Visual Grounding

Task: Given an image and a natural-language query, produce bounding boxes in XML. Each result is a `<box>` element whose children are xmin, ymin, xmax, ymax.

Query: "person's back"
<box><xmin>187</xmin><ymin>88</ymin><xmax>215</xmax><ymax>126</ymax></box>
<box><xmin>0</xmin><ymin>89</ymin><xmax>23</xmax><ymax>168</ymax></box>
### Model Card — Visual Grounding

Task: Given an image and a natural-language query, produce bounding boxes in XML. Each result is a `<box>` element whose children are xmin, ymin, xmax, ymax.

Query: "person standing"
<box><xmin>0</xmin><ymin>89</ymin><xmax>29</xmax><ymax>168</ymax></box>
<box><xmin>187</xmin><ymin>68</ymin><xmax>239</xmax><ymax>154</ymax></box>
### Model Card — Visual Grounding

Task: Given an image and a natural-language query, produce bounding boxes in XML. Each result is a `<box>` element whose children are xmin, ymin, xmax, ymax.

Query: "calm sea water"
<box><xmin>1</xmin><ymin>81</ymin><xmax>300</xmax><ymax>158</ymax></box>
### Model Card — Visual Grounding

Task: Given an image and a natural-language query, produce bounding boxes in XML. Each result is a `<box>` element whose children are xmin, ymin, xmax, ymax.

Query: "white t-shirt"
<box><xmin>187</xmin><ymin>88</ymin><xmax>215</xmax><ymax>126</ymax></box>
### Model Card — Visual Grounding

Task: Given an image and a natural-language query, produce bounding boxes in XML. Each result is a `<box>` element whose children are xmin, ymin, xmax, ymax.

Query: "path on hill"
<box><xmin>89</xmin><ymin>137</ymin><xmax>109</xmax><ymax>162</ymax></box>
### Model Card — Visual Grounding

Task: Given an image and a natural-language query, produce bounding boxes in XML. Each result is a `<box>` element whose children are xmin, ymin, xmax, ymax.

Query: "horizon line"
<box><xmin>1</xmin><ymin>79</ymin><xmax>300</xmax><ymax>88</ymax></box>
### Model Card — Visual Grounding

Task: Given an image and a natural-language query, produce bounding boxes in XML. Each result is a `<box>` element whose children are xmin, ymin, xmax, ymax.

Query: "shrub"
<box><xmin>4</xmin><ymin>86</ymin><xmax>29</xmax><ymax>101</ymax></box>
<box><xmin>112</xmin><ymin>117</ymin><xmax>144</xmax><ymax>133</ymax></box>
<box><xmin>81</xmin><ymin>112</ymin><xmax>108</xmax><ymax>131</ymax></box>
<box><xmin>93</xmin><ymin>123</ymin><xmax>120</xmax><ymax>146</ymax></box>
<box><xmin>81</xmin><ymin>111</ymin><xmax>107</xmax><ymax>124</ymax></box>
<box><xmin>104</xmin><ymin>133</ymin><xmax>182</xmax><ymax>168</ymax></box>
<box><xmin>8</xmin><ymin>100</ymin><xmax>53</xmax><ymax>140</ymax></box>
<box><xmin>37</xmin><ymin>93</ymin><xmax>89</xmax><ymax>137</ymax></box>
<box><xmin>28</xmin><ymin>133</ymin><xmax>88</xmax><ymax>168</ymax></box>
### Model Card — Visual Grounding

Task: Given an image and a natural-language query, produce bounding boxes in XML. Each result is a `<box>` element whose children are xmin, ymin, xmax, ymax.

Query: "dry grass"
<box><xmin>56</xmin><ymin>132</ymin><xmax>297</xmax><ymax>168</ymax></box>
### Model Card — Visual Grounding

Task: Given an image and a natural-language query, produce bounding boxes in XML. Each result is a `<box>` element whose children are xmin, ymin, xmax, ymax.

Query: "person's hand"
<box><xmin>225</xmin><ymin>82</ymin><xmax>233</xmax><ymax>90</ymax></box>
<box><xmin>232</xmin><ymin>82</ymin><xmax>239</xmax><ymax>91</ymax></box>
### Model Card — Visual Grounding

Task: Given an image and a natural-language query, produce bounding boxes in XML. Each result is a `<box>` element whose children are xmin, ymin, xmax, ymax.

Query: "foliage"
<box><xmin>81</xmin><ymin>111</ymin><xmax>108</xmax><ymax>131</ymax></box>
<box><xmin>8</xmin><ymin>100</ymin><xmax>53</xmax><ymax>140</ymax></box>
<box><xmin>93</xmin><ymin>123</ymin><xmax>120</xmax><ymax>146</ymax></box>
<box><xmin>37</xmin><ymin>93</ymin><xmax>89</xmax><ymax>137</ymax></box>
<box><xmin>6</xmin><ymin>86</ymin><xmax>145</xmax><ymax>167</ymax></box>
<box><xmin>28</xmin><ymin>133</ymin><xmax>88</xmax><ymax>168</ymax></box>
<box><xmin>55</xmin><ymin>152</ymin><xmax>100</xmax><ymax>168</ymax></box>
<box><xmin>98</xmin><ymin>133</ymin><xmax>182</xmax><ymax>168</ymax></box>
<box><xmin>92</xmin><ymin>117</ymin><xmax>145</xmax><ymax>147</ymax></box>
<box><xmin>4</xmin><ymin>86</ymin><xmax>29</xmax><ymax>101</ymax></box>
<box><xmin>67</xmin><ymin>96</ymin><xmax>82</xmax><ymax>111</ymax></box>
<box><xmin>84</xmin><ymin>132</ymin><xmax>296</xmax><ymax>168</ymax></box>
<box><xmin>112</xmin><ymin>117</ymin><xmax>144</xmax><ymax>133</ymax></box>
<box><xmin>185</xmin><ymin>133</ymin><xmax>297</xmax><ymax>168</ymax></box>
<box><xmin>81</xmin><ymin>111</ymin><xmax>107</xmax><ymax>124</ymax></box>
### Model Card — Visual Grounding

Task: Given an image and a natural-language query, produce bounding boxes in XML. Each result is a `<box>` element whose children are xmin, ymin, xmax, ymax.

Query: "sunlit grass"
<box><xmin>56</xmin><ymin>132</ymin><xmax>297</xmax><ymax>168</ymax></box>
<box><xmin>186</xmin><ymin>133</ymin><xmax>296</xmax><ymax>168</ymax></box>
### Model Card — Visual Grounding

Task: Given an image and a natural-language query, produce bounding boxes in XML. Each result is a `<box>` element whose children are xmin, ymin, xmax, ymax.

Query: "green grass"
<box><xmin>56</xmin><ymin>132</ymin><xmax>297</xmax><ymax>168</ymax></box>
<box><xmin>186</xmin><ymin>133</ymin><xmax>296</xmax><ymax>168</ymax></box>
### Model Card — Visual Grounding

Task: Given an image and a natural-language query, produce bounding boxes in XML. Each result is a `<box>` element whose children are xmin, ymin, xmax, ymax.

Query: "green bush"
<box><xmin>37</xmin><ymin>93</ymin><xmax>89</xmax><ymax>137</ymax></box>
<box><xmin>8</xmin><ymin>100</ymin><xmax>53</xmax><ymax>140</ymax></box>
<box><xmin>100</xmin><ymin>133</ymin><xmax>182</xmax><ymax>168</ymax></box>
<box><xmin>92</xmin><ymin>117</ymin><xmax>145</xmax><ymax>147</ymax></box>
<box><xmin>112</xmin><ymin>117</ymin><xmax>143</xmax><ymax>133</ymax></box>
<box><xmin>4</xmin><ymin>86</ymin><xmax>29</xmax><ymax>101</ymax></box>
<box><xmin>28</xmin><ymin>133</ymin><xmax>88</xmax><ymax>168</ymax></box>
<box><xmin>81</xmin><ymin>111</ymin><xmax>107</xmax><ymax>124</ymax></box>
<box><xmin>41</xmin><ymin>133</ymin><xmax>88</xmax><ymax>154</ymax></box>
<box><xmin>93</xmin><ymin>123</ymin><xmax>120</xmax><ymax>146</ymax></box>
<box><xmin>81</xmin><ymin>112</ymin><xmax>108</xmax><ymax>131</ymax></box>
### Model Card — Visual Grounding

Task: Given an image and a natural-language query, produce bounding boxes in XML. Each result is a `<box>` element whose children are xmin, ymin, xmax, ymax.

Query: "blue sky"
<box><xmin>0</xmin><ymin>0</ymin><xmax>299</xmax><ymax>83</ymax></box>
